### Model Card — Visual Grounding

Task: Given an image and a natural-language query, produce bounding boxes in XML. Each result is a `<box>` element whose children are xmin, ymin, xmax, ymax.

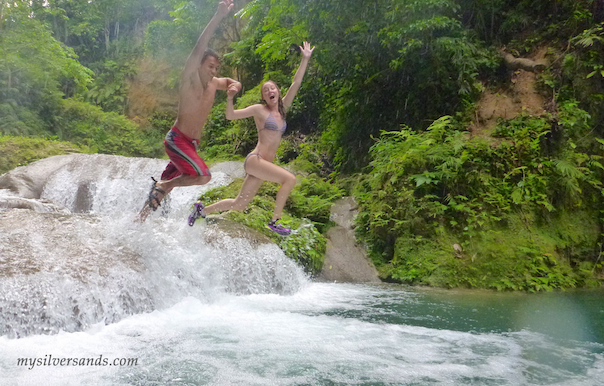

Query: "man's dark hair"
<box><xmin>201</xmin><ymin>49</ymin><xmax>221</xmax><ymax>64</ymax></box>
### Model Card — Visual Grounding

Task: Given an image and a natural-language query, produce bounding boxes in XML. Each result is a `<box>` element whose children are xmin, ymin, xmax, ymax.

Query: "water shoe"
<box><xmin>188</xmin><ymin>201</ymin><xmax>205</xmax><ymax>226</ymax></box>
<box><xmin>266</xmin><ymin>219</ymin><xmax>291</xmax><ymax>236</ymax></box>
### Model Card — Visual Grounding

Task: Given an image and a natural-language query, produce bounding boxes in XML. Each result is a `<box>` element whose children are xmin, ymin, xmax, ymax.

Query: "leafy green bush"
<box><xmin>84</xmin><ymin>59</ymin><xmax>137</xmax><ymax>114</ymax></box>
<box><xmin>560</xmin><ymin>23</ymin><xmax>604</xmax><ymax>135</ymax></box>
<box><xmin>286</xmin><ymin>174</ymin><xmax>345</xmax><ymax>232</ymax></box>
<box><xmin>52</xmin><ymin>99</ymin><xmax>163</xmax><ymax>157</ymax></box>
<box><xmin>0</xmin><ymin>104</ymin><xmax>47</xmax><ymax>137</ymax></box>
<box><xmin>0</xmin><ymin>3</ymin><xmax>92</xmax><ymax>138</ymax></box>
<box><xmin>281</xmin><ymin>136</ymin><xmax>333</xmax><ymax>176</ymax></box>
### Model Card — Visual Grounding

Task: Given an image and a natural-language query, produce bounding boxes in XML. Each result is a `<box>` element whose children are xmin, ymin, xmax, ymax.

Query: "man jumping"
<box><xmin>140</xmin><ymin>0</ymin><xmax>241</xmax><ymax>221</ymax></box>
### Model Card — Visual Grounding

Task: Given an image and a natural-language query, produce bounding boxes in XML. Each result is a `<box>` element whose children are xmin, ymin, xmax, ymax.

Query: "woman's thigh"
<box><xmin>245</xmin><ymin>156</ymin><xmax>294</xmax><ymax>185</ymax></box>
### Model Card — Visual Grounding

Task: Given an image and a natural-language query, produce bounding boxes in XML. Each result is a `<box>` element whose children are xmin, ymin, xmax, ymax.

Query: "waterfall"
<box><xmin>0</xmin><ymin>155</ymin><xmax>308</xmax><ymax>338</ymax></box>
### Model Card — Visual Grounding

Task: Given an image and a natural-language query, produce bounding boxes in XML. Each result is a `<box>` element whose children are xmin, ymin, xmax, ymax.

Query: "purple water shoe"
<box><xmin>266</xmin><ymin>219</ymin><xmax>291</xmax><ymax>236</ymax></box>
<box><xmin>188</xmin><ymin>201</ymin><xmax>205</xmax><ymax>226</ymax></box>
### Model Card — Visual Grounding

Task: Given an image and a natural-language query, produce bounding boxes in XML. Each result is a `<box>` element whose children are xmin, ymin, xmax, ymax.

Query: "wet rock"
<box><xmin>319</xmin><ymin>197</ymin><xmax>380</xmax><ymax>283</ymax></box>
<box><xmin>0</xmin><ymin>155</ymin><xmax>75</xmax><ymax>199</ymax></box>
<box><xmin>0</xmin><ymin>195</ymin><xmax>69</xmax><ymax>213</ymax></box>
<box><xmin>202</xmin><ymin>216</ymin><xmax>274</xmax><ymax>249</ymax></box>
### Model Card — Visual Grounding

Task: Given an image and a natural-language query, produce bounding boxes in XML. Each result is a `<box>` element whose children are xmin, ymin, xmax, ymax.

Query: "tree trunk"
<box><xmin>115</xmin><ymin>21</ymin><xmax>120</xmax><ymax>54</ymax></box>
<box><xmin>105</xmin><ymin>24</ymin><xmax>110</xmax><ymax>52</ymax></box>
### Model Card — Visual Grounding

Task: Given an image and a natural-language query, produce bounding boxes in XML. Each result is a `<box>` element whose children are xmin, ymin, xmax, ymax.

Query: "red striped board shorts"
<box><xmin>160</xmin><ymin>127</ymin><xmax>211</xmax><ymax>181</ymax></box>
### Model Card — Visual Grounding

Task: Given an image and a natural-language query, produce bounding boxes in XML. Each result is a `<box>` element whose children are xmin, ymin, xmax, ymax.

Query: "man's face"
<box><xmin>199</xmin><ymin>56</ymin><xmax>220</xmax><ymax>85</ymax></box>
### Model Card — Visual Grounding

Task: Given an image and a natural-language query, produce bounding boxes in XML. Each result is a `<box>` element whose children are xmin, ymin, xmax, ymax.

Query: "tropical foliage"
<box><xmin>355</xmin><ymin>111</ymin><xmax>602</xmax><ymax>290</ymax></box>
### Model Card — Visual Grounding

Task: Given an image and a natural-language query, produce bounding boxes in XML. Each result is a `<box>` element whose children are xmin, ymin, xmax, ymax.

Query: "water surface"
<box><xmin>2</xmin><ymin>283</ymin><xmax>602</xmax><ymax>386</ymax></box>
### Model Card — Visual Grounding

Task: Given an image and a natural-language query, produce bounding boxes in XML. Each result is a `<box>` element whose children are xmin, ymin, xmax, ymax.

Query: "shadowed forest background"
<box><xmin>2</xmin><ymin>0</ymin><xmax>604</xmax><ymax>290</ymax></box>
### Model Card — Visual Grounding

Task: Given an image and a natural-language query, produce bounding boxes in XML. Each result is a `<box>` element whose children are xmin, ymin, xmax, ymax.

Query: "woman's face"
<box><xmin>261</xmin><ymin>82</ymin><xmax>280</xmax><ymax>104</ymax></box>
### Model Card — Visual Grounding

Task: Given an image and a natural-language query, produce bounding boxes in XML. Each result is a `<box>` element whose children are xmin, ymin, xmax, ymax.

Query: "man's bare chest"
<box><xmin>182</xmin><ymin>87</ymin><xmax>215</xmax><ymax>109</ymax></box>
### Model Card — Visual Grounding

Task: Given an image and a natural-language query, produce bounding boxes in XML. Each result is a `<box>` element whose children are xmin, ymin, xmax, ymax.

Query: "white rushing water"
<box><xmin>2</xmin><ymin>283</ymin><xmax>603</xmax><ymax>386</ymax></box>
<box><xmin>0</xmin><ymin>155</ymin><xmax>307</xmax><ymax>338</ymax></box>
<box><xmin>1</xmin><ymin>155</ymin><xmax>603</xmax><ymax>385</ymax></box>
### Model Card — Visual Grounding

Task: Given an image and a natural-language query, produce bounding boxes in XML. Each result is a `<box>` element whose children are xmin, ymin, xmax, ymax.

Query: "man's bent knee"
<box><xmin>196</xmin><ymin>175</ymin><xmax>211</xmax><ymax>185</ymax></box>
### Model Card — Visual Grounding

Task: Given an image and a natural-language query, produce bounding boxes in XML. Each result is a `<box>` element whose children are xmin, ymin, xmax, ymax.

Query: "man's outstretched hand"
<box><xmin>217</xmin><ymin>0</ymin><xmax>234</xmax><ymax>19</ymax></box>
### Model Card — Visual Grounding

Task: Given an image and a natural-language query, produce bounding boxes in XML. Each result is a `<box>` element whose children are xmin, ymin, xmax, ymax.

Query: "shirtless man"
<box><xmin>141</xmin><ymin>0</ymin><xmax>241</xmax><ymax>220</ymax></box>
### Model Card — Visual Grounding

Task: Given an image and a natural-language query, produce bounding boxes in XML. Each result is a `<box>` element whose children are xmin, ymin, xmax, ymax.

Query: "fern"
<box><xmin>553</xmin><ymin>159</ymin><xmax>584</xmax><ymax>179</ymax></box>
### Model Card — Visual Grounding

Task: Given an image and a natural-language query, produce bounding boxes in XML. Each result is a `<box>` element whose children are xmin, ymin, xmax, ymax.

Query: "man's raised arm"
<box><xmin>182</xmin><ymin>0</ymin><xmax>234</xmax><ymax>78</ymax></box>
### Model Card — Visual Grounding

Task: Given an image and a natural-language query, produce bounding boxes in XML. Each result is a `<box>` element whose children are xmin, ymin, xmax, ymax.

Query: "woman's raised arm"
<box><xmin>282</xmin><ymin>41</ymin><xmax>315</xmax><ymax>110</ymax></box>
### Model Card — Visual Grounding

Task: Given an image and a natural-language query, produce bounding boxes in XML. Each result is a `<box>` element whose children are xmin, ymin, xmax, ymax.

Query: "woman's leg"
<box><xmin>244</xmin><ymin>156</ymin><xmax>296</xmax><ymax>221</ymax></box>
<box><xmin>203</xmin><ymin>174</ymin><xmax>263</xmax><ymax>215</ymax></box>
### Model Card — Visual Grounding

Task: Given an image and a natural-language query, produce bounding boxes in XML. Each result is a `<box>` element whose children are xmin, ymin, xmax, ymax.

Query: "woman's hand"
<box><xmin>227</xmin><ymin>81</ymin><xmax>241</xmax><ymax>99</ymax></box>
<box><xmin>227</xmin><ymin>88</ymin><xmax>238</xmax><ymax>99</ymax></box>
<box><xmin>299</xmin><ymin>41</ymin><xmax>315</xmax><ymax>59</ymax></box>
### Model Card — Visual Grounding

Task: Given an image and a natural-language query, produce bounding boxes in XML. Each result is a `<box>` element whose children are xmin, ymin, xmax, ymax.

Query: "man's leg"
<box><xmin>156</xmin><ymin>174</ymin><xmax>211</xmax><ymax>197</ymax></box>
<box><xmin>138</xmin><ymin>174</ymin><xmax>211</xmax><ymax>222</ymax></box>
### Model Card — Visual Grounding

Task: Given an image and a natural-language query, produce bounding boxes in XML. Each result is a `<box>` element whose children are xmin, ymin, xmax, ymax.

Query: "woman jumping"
<box><xmin>188</xmin><ymin>41</ymin><xmax>315</xmax><ymax>235</ymax></box>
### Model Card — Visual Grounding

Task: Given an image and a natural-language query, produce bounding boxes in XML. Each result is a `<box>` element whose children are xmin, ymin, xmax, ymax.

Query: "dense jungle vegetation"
<box><xmin>2</xmin><ymin>0</ymin><xmax>604</xmax><ymax>290</ymax></box>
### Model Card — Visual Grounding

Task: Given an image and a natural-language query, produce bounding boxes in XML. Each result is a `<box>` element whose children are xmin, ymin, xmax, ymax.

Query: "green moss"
<box><xmin>385</xmin><ymin>211</ymin><xmax>602</xmax><ymax>291</ymax></box>
<box><xmin>0</xmin><ymin>135</ymin><xmax>87</xmax><ymax>175</ymax></box>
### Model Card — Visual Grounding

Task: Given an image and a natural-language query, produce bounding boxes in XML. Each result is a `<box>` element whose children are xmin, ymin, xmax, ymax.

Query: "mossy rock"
<box><xmin>0</xmin><ymin>135</ymin><xmax>85</xmax><ymax>175</ymax></box>
<box><xmin>199</xmin><ymin>178</ymin><xmax>329</xmax><ymax>276</ymax></box>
